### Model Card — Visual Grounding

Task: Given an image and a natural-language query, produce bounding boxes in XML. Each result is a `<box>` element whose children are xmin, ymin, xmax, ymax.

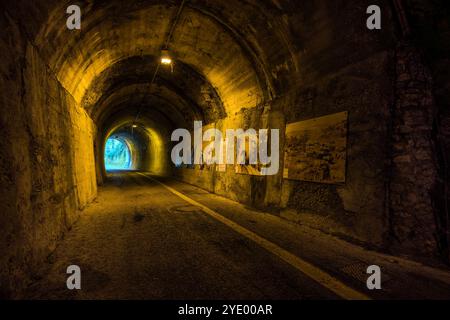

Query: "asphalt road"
<box><xmin>26</xmin><ymin>171</ymin><xmax>342</xmax><ymax>299</ymax></box>
<box><xmin>26</xmin><ymin>171</ymin><xmax>450</xmax><ymax>300</ymax></box>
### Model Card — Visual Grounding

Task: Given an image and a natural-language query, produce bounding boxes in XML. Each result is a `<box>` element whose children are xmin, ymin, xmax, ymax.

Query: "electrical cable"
<box><xmin>133</xmin><ymin>0</ymin><xmax>187</xmax><ymax>125</ymax></box>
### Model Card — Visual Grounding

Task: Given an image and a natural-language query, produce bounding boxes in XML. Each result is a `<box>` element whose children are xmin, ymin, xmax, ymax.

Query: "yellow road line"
<box><xmin>137</xmin><ymin>172</ymin><xmax>371</xmax><ymax>300</ymax></box>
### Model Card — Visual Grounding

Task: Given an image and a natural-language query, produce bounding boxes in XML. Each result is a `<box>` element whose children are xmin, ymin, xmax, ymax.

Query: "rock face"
<box><xmin>0</xmin><ymin>0</ymin><xmax>449</xmax><ymax>297</ymax></box>
<box><xmin>389</xmin><ymin>42</ymin><xmax>439</xmax><ymax>257</ymax></box>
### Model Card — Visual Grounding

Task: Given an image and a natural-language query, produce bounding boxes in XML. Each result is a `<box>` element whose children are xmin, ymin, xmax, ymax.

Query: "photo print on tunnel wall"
<box><xmin>177</xmin><ymin>123</ymin><xmax>215</xmax><ymax>170</ymax></box>
<box><xmin>197</xmin><ymin>122</ymin><xmax>216</xmax><ymax>171</ymax></box>
<box><xmin>235</xmin><ymin>130</ymin><xmax>264</xmax><ymax>176</ymax></box>
<box><xmin>283</xmin><ymin>111</ymin><xmax>348</xmax><ymax>184</ymax></box>
<box><xmin>216</xmin><ymin>137</ymin><xmax>227</xmax><ymax>173</ymax></box>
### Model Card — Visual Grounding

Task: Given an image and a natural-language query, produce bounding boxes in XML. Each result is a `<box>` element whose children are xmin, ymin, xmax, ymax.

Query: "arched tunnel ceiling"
<box><xmin>83</xmin><ymin>56</ymin><xmax>225</xmax><ymax>125</ymax></box>
<box><xmin>95</xmin><ymin>85</ymin><xmax>196</xmax><ymax>130</ymax></box>
<box><xmin>31</xmin><ymin>0</ymin><xmax>298</xmax><ymax>119</ymax></box>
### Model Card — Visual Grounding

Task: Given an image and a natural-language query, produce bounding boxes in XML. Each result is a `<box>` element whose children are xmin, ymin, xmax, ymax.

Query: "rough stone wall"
<box><xmin>0</xmin><ymin>14</ymin><xmax>97</xmax><ymax>297</ymax></box>
<box><xmin>403</xmin><ymin>0</ymin><xmax>450</xmax><ymax>260</ymax></box>
<box><xmin>171</xmin><ymin>1</ymin><xmax>446</xmax><ymax>261</ymax></box>
<box><xmin>175</xmin><ymin>51</ymin><xmax>394</xmax><ymax>250</ymax></box>
<box><xmin>213</xmin><ymin>109</ymin><xmax>268</xmax><ymax>205</ymax></box>
<box><xmin>388</xmin><ymin>42</ymin><xmax>439</xmax><ymax>256</ymax></box>
<box><xmin>176</xmin><ymin>107</ymin><xmax>270</xmax><ymax>206</ymax></box>
<box><xmin>278</xmin><ymin>51</ymin><xmax>394</xmax><ymax>248</ymax></box>
<box><xmin>67</xmin><ymin>93</ymin><xmax>98</xmax><ymax>211</ymax></box>
<box><xmin>179</xmin><ymin>169</ymin><xmax>216</xmax><ymax>194</ymax></box>
<box><xmin>265</xmin><ymin>1</ymin><xmax>397</xmax><ymax>249</ymax></box>
<box><xmin>176</xmin><ymin>1</ymin><xmax>397</xmax><ymax>249</ymax></box>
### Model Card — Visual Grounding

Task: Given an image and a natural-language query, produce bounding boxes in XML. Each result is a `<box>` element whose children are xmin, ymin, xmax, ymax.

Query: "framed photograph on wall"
<box><xmin>283</xmin><ymin>111</ymin><xmax>348</xmax><ymax>184</ymax></box>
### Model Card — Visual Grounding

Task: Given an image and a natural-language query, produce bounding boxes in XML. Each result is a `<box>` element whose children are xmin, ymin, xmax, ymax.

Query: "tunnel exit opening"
<box><xmin>104</xmin><ymin>137</ymin><xmax>132</xmax><ymax>171</ymax></box>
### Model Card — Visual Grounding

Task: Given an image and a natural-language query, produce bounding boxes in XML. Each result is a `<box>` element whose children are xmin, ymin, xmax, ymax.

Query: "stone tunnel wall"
<box><xmin>388</xmin><ymin>42</ymin><xmax>439</xmax><ymax>257</ymax></box>
<box><xmin>278</xmin><ymin>51</ymin><xmax>394</xmax><ymax>249</ymax></box>
<box><xmin>177</xmin><ymin>47</ymin><xmax>394</xmax><ymax>248</ymax></box>
<box><xmin>177</xmin><ymin>43</ymin><xmax>441</xmax><ymax>261</ymax></box>
<box><xmin>405</xmin><ymin>0</ymin><xmax>450</xmax><ymax>262</ymax></box>
<box><xmin>176</xmin><ymin>0</ymin><xmax>445</xmax><ymax>261</ymax></box>
<box><xmin>0</xmin><ymin>0</ymin><xmax>447</xmax><ymax>298</ymax></box>
<box><xmin>177</xmin><ymin>1</ymin><xmax>397</xmax><ymax>252</ymax></box>
<box><xmin>0</xmin><ymin>14</ymin><xmax>97</xmax><ymax>297</ymax></box>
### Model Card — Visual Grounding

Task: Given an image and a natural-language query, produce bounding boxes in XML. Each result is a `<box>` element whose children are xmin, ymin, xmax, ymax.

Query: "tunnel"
<box><xmin>1</xmin><ymin>0</ymin><xmax>450</xmax><ymax>300</ymax></box>
<box><xmin>104</xmin><ymin>137</ymin><xmax>132</xmax><ymax>171</ymax></box>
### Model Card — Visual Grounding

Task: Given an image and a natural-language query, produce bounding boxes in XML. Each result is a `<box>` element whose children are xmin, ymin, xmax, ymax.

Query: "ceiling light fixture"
<box><xmin>133</xmin><ymin>0</ymin><xmax>186</xmax><ymax>124</ymax></box>
<box><xmin>160</xmin><ymin>49</ymin><xmax>172</xmax><ymax>65</ymax></box>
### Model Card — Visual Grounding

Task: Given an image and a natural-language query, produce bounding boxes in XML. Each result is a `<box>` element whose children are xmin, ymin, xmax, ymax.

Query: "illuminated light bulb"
<box><xmin>161</xmin><ymin>57</ymin><xmax>172</xmax><ymax>65</ymax></box>
<box><xmin>160</xmin><ymin>49</ymin><xmax>172</xmax><ymax>65</ymax></box>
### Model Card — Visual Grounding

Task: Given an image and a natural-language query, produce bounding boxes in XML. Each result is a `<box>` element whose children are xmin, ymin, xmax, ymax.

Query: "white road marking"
<box><xmin>138</xmin><ymin>172</ymin><xmax>371</xmax><ymax>300</ymax></box>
